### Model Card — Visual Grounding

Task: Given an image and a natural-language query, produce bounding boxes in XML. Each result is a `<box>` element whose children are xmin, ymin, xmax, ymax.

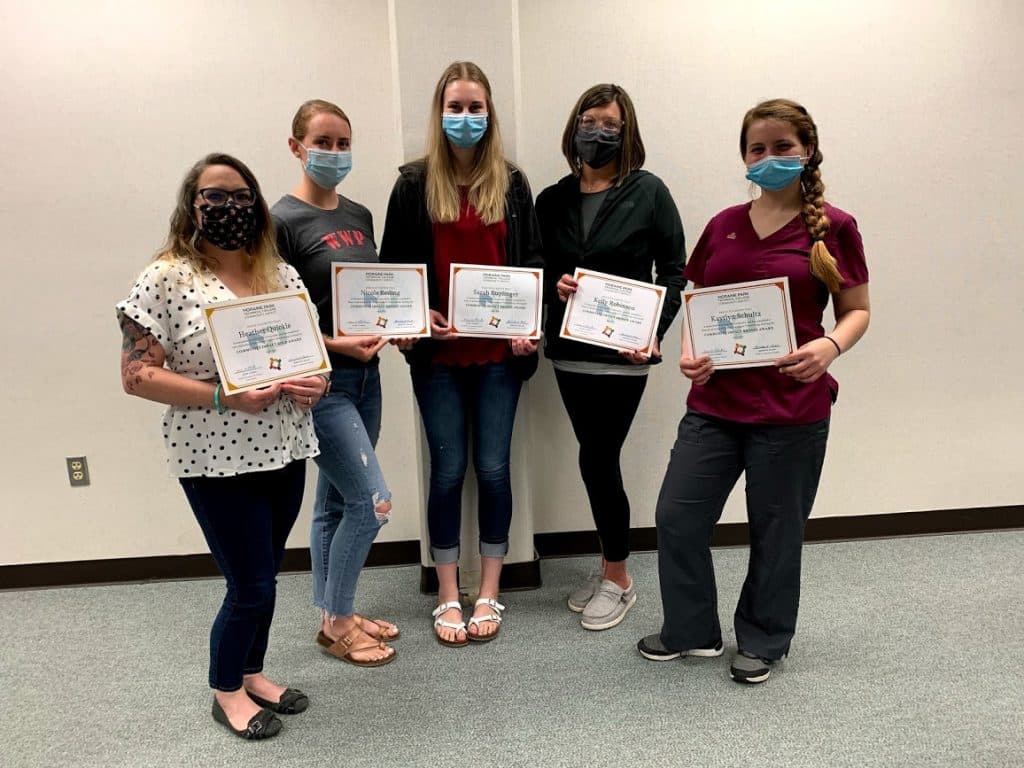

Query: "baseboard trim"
<box><xmin>3</xmin><ymin>506</ymin><xmax>1020</xmax><ymax>591</ymax></box>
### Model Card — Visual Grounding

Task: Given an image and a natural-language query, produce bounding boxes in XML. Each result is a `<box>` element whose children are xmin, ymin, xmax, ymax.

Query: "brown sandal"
<box><xmin>316</xmin><ymin>628</ymin><xmax>397</xmax><ymax>667</ymax></box>
<box><xmin>354</xmin><ymin>614</ymin><xmax>401</xmax><ymax>641</ymax></box>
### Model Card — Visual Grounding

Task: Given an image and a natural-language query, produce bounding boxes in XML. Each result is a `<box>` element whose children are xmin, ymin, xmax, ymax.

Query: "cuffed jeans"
<box><xmin>310</xmin><ymin>366</ymin><xmax>391</xmax><ymax>617</ymax></box>
<box><xmin>179</xmin><ymin>460</ymin><xmax>305</xmax><ymax>691</ymax></box>
<box><xmin>554</xmin><ymin>369</ymin><xmax>648</xmax><ymax>563</ymax></box>
<box><xmin>655</xmin><ymin>411</ymin><xmax>830</xmax><ymax>660</ymax></box>
<box><xmin>410</xmin><ymin>360</ymin><xmax>522</xmax><ymax>564</ymax></box>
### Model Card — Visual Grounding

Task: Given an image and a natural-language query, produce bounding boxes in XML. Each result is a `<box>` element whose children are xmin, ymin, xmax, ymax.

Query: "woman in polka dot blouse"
<box><xmin>116</xmin><ymin>153</ymin><xmax>327</xmax><ymax>740</ymax></box>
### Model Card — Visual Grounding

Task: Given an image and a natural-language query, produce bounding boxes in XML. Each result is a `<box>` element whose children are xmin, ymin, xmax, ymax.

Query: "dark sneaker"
<box><xmin>637</xmin><ymin>633</ymin><xmax>724</xmax><ymax>661</ymax></box>
<box><xmin>729</xmin><ymin>650</ymin><xmax>777</xmax><ymax>684</ymax></box>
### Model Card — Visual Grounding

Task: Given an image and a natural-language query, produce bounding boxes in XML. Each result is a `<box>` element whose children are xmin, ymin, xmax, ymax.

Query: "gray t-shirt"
<box><xmin>580</xmin><ymin>188</ymin><xmax>611</xmax><ymax>241</ymax></box>
<box><xmin>272</xmin><ymin>194</ymin><xmax>379</xmax><ymax>367</ymax></box>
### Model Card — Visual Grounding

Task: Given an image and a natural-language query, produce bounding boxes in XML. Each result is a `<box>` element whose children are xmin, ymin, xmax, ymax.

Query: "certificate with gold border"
<box><xmin>332</xmin><ymin>263</ymin><xmax>430</xmax><ymax>338</ymax></box>
<box><xmin>203</xmin><ymin>289</ymin><xmax>331</xmax><ymax>394</ymax></box>
<box><xmin>559</xmin><ymin>268</ymin><xmax>665</xmax><ymax>354</ymax></box>
<box><xmin>683</xmin><ymin>277</ymin><xmax>797</xmax><ymax>369</ymax></box>
<box><xmin>447</xmin><ymin>264</ymin><xmax>543</xmax><ymax>339</ymax></box>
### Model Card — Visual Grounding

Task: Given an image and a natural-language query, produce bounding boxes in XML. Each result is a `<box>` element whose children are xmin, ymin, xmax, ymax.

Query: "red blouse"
<box><xmin>432</xmin><ymin>193</ymin><xmax>510</xmax><ymax>367</ymax></box>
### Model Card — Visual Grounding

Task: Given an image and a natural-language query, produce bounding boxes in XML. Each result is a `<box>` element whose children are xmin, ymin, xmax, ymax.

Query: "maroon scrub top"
<box><xmin>683</xmin><ymin>202</ymin><xmax>869</xmax><ymax>425</ymax></box>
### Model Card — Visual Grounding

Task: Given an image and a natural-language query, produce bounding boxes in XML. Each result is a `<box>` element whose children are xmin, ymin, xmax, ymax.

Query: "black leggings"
<box><xmin>554</xmin><ymin>369</ymin><xmax>648</xmax><ymax>562</ymax></box>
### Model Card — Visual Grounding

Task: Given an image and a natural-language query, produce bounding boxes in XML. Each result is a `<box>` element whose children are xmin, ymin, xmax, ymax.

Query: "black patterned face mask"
<box><xmin>196</xmin><ymin>203</ymin><xmax>257</xmax><ymax>251</ymax></box>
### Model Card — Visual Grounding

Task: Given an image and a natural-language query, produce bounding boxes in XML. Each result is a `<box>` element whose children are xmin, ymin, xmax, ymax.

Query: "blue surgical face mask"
<box><xmin>442</xmin><ymin>113</ymin><xmax>488</xmax><ymax>149</ymax></box>
<box><xmin>745</xmin><ymin>155</ymin><xmax>805</xmax><ymax>191</ymax></box>
<box><xmin>302</xmin><ymin>146</ymin><xmax>352</xmax><ymax>189</ymax></box>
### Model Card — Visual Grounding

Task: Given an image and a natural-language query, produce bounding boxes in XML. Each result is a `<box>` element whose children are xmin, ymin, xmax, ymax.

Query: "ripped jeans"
<box><xmin>310</xmin><ymin>365</ymin><xmax>392</xmax><ymax>617</ymax></box>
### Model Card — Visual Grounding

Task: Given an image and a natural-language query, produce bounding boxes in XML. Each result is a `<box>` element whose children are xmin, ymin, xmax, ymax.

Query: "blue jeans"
<box><xmin>179</xmin><ymin>460</ymin><xmax>305</xmax><ymax>691</ymax></box>
<box><xmin>310</xmin><ymin>366</ymin><xmax>391</xmax><ymax>617</ymax></box>
<box><xmin>410</xmin><ymin>361</ymin><xmax>523</xmax><ymax>564</ymax></box>
<box><xmin>655</xmin><ymin>411</ymin><xmax>830</xmax><ymax>660</ymax></box>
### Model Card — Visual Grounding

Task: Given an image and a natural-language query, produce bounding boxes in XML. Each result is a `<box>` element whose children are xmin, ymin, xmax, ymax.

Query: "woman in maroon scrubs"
<box><xmin>638</xmin><ymin>99</ymin><xmax>871</xmax><ymax>684</ymax></box>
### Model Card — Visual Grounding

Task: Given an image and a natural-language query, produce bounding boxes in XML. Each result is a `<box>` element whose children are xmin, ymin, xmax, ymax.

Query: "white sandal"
<box><xmin>431</xmin><ymin>601</ymin><xmax>468</xmax><ymax>647</ymax></box>
<box><xmin>467</xmin><ymin>598</ymin><xmax>505</xmax><ymax>643</ymax></box>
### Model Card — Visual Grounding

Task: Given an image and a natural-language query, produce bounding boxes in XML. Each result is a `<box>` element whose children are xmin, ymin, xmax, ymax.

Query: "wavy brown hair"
<box><xmin>155</xmin><ymin>153</ymin><xmax>281</xmax><ymax>294</ymax></box>
<box><xmin>424</xmin><ymin>61</ymin><xmax>509</xmax><ymax>225</ymax></box>
<box><xmin>560</xmin><ymin>83</ymin><xmax>645</xmax><ymax>185</ymax></box>
<box><xmin>741</xmin><ymin>99</ymin><xmax>843</xmax><ymax>293</ymax></box>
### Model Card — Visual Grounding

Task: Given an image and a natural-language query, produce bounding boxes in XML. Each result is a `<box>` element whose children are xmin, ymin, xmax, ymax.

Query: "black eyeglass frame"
<box><xmin>195</xmin><ymin>187</ymin><xmax>257</xmax><ymax>208</ymax></box>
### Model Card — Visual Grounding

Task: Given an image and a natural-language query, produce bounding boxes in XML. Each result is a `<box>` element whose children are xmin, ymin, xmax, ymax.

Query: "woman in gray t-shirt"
<box><xmin>271</xmin><ymin>99</ymin><xmax>397</xmax><ymax>667</ymax></box>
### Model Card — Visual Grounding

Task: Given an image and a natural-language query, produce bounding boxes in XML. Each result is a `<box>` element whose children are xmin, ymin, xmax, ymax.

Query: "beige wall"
<box><xmin>2</xmin><ymin>0</ymin><xmax>1021</xmax><ymax>566</ymax></box>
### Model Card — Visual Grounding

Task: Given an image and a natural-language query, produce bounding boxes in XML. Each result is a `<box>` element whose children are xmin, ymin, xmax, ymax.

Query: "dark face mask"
<box><xmin>196</xmin><ymin>203</ymin><xmax>257</xmax><ymax>251</ymax></box>
<box><xmin>574</xmin><ymin>130</ymin><xmax>622</xmax><ymax>170</ymax></box>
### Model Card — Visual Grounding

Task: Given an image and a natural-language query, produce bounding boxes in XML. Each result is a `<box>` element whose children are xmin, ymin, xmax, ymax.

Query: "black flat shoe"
<box><xmin>212</xmin><ymin>697</ymin><xmax>282</xmax><ymax>740</ymax></box>
<box><xmin>247</xmin><ymin>687</ymin><xmax>309</xmax><ymax>714</ymax></box>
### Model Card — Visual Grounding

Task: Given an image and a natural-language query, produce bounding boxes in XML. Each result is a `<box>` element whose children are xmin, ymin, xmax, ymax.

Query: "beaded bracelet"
<box><xmin>823</xmin><ymin>335</ymin><xmax>842</xmax><ymax>356</ymax></box>
<box><xmin>213</xmin><ymin>383</ymin><xmax>228</xmax><ymax>414</ymax></box>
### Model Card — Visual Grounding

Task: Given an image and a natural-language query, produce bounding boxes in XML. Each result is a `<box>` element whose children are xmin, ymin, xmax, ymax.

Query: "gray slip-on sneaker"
<box><xmin>636</xmin><ymin>633</ymin><xmax>724</xmax><ymax>661</ymax></box>
<box><xmin>567</xmin><ymin>571</ymin><xmax>603</xmax><ymax>613</ymax></box>
<box><xmin>580</xmin><ymin>579</ymin><xmax>636</xmax><ymax>630</ymax></box>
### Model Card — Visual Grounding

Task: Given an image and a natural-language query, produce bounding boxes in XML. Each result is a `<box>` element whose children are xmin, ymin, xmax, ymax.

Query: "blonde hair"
<box><xmin>155</xmin><ymin>153</ymin><xmax>282</xmax><ymax>294</ymax></box>
<box><xmin>291</xmin><ymin>99</ymin><xmax>351</xmax><ymax>140</ymax></box>
<box><xmin>741</xmin><ymin>99</ymin><xmax>844</xmax><ymax>294</ymax></box>
<box><xmin>424</xmin><ymin>61</ymin><xmax>508</xmax><ymax>225</ymax></box>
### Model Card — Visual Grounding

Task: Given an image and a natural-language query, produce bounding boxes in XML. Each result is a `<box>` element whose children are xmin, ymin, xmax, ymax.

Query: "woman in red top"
<box><xmin>380</xmin><ymin>61</ymin><xmax>543</xmax><ymax>647</ymax></box>
<box><xmin>637</xmin><ymin>99</ymin><xmax>870</xmax><ymax>684</ymax></box>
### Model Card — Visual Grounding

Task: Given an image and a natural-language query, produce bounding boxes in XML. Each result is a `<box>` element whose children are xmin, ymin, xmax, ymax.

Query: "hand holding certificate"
<box><xmin>204</xmin><ymin>289</ymin><xmax>331</xmax><ymax>393</ymax></box>
<box><xmin>332</xmin><ymin>263</ymin><xmax>430</xmax><ymax>338</ymax></box>
<box><xmin>559</xmin><ymin>268</ymin><xmax>665</xmax><ymax>354</ymax></box>
<box><xmin>447</xmin><ymin>264</ymin><xmax>543</xmax><ymax>339</ymax></box>
<box><xmin>682</xmin><ymin>278</ymin><xmax>797</xmax><ymax>369</ymax></box>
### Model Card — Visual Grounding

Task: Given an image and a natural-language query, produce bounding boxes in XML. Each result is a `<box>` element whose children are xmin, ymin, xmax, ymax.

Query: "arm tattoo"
<box><xmin>120</xmin><ymin>316</ymin><xmax>163</xmax><ymax>392</ymax></box>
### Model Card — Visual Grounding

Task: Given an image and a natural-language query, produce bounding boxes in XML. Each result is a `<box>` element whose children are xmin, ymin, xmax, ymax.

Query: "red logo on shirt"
<box><xmin>321</xmin><ymin>230</ymin><xmax>366</xmax><ymax>250</ymax></box>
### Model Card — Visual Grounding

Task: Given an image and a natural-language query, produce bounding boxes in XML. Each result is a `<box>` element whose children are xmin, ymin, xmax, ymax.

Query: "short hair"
<box><xmin>560</xmin><ymin>84</ymin><xmax>645</xmax><ymax>184</ymax></box>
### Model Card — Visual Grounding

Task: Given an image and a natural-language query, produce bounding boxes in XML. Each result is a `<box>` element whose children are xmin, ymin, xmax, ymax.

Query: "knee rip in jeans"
<box><xmin>372</xmin><ymin>493</ymin><xmax>392</xmax><ymax>525</ymax></box>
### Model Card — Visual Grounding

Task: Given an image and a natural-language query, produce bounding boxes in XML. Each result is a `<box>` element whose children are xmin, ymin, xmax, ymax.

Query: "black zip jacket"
<box><xmin>536</xmin><ymin>169</ymin><xmax>686</xmax><ymax>365</ymax></box>
<box><xmin>379</xmin><ymin>159</ymin><xmax>545</xmax><ymax>378</ymax></box>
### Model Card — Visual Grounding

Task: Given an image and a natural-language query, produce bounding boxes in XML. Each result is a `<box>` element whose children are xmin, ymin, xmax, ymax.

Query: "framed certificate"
<box><xmin>447</xmin><ymin>264</ymin><xmax>543</xmax><ymax>339</ymax></box>
<box><xmin>332</xmin><ymin>263</ymin><xmax>430</xmax><ymax>338</ymax></box>
<box><xmin>559</xmin><ymin>268</ymin><xmax>665</xmax><ymax>354</ymax></box>
<box><xmin>683</xmin><ymin>277</ymin><xmax>798</xmax><ymax>369</ymax></box>
<box><xmin>203</xmin><ymin>289</ymin><xmax>331</xmax><ymax>394</ymax></box>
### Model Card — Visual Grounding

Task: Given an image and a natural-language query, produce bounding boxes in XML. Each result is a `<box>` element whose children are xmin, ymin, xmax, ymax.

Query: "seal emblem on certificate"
<box><xmin>332</xmin><ymin>263</ymin><xmax>430</xmax><ymax>338</ymax></box>
<box><xmin>559</xmin><ymin>268</ymin><xmax>666</xmax><ymax>354</ymax></box>
<box><xmin>683</xmin><ymin>277</ymin><xmax>798</xmax><ymax>368</ymax></box>
<box><xmin>447</xmin><ymin>264</ymin><xmax>543</xmax><ymax>339</ymax></box>
<box><xmin>203</xmin><ymin>289</ymin><xmax>331</xmax><ymax>393</ymax></box>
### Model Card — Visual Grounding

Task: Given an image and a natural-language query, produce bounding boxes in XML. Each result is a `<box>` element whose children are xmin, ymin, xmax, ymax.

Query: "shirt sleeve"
<box><xmin>114</xmin><ymin>261</ymin><xmax>179</xmax><ymax>355</ymax></box>
<box><xmin>650</xmin><ymin>177</ymin><xmax>686</xmax><ymax>340</ymax></box>
<box><xmin>831</xmin><ymin>213</ymin><xmax>869</xmax><ymax>290</ymax></box>
<box><xmin>683</xmin><ymin>217</ymin><xmax>716</xmax><ymax>287</ymax></box>
<box><xmin>279</xmin><ymin>263</ymin><xmax>323</xmax><ymax>327</ymax></box>
<box><xmin>274</xmin><ymin>214</ymin><xmax>296</xmax><ymax>263</ymax></box>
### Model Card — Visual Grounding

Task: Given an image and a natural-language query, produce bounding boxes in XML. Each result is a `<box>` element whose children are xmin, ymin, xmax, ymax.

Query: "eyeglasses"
<box><xmin>577</xmin><ymin>115</ymin><xmax>624</xmax><ymax>136</ymax></box>
<box><xmin>195</xmin><ymin>187</ymin><xmax>257</xmax><ymax>207</ymax></box>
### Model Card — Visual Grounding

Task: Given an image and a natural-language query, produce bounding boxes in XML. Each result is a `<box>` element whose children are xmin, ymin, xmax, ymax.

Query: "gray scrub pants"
<box><xmin>655</xmin><ymin>410</ymin><xmax>830</xmax><ymax>661</ymax></box>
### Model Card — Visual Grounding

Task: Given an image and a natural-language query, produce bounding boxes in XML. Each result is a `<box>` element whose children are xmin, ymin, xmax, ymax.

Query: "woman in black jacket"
<box><xmin>536</xmin><ymin>83</ymin><xmax>685</xmax><ymax>631</ymax></box>
<box><xmin>380</xmin><ymin>61</ymin><xmax>543</xmax><ymax>647</ymax></box>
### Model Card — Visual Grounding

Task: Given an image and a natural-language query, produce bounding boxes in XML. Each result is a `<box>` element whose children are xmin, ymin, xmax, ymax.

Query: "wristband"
<box><xmin>823</xmin><ymin>335</ymin><xmax>842</xmax><ymax>356</ymax></box>
<box><xmin>213</xmin><ymin>383</ymin><xmax>228</xmax><ymax>414</ymax></box>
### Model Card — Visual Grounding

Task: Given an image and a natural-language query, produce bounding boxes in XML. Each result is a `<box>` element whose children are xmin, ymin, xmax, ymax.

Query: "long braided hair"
<box><xmin>740</xmin><ymin>99</ymin><xmax>844</xmax><ymax>293</ymax></box>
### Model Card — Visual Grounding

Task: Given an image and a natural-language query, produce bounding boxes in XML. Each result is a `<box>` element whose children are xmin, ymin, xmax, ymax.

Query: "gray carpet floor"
<box><xmin>2</xmin><ymin>531</ymin><xmax>1022</xmax><ymax>768</ymax></box>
